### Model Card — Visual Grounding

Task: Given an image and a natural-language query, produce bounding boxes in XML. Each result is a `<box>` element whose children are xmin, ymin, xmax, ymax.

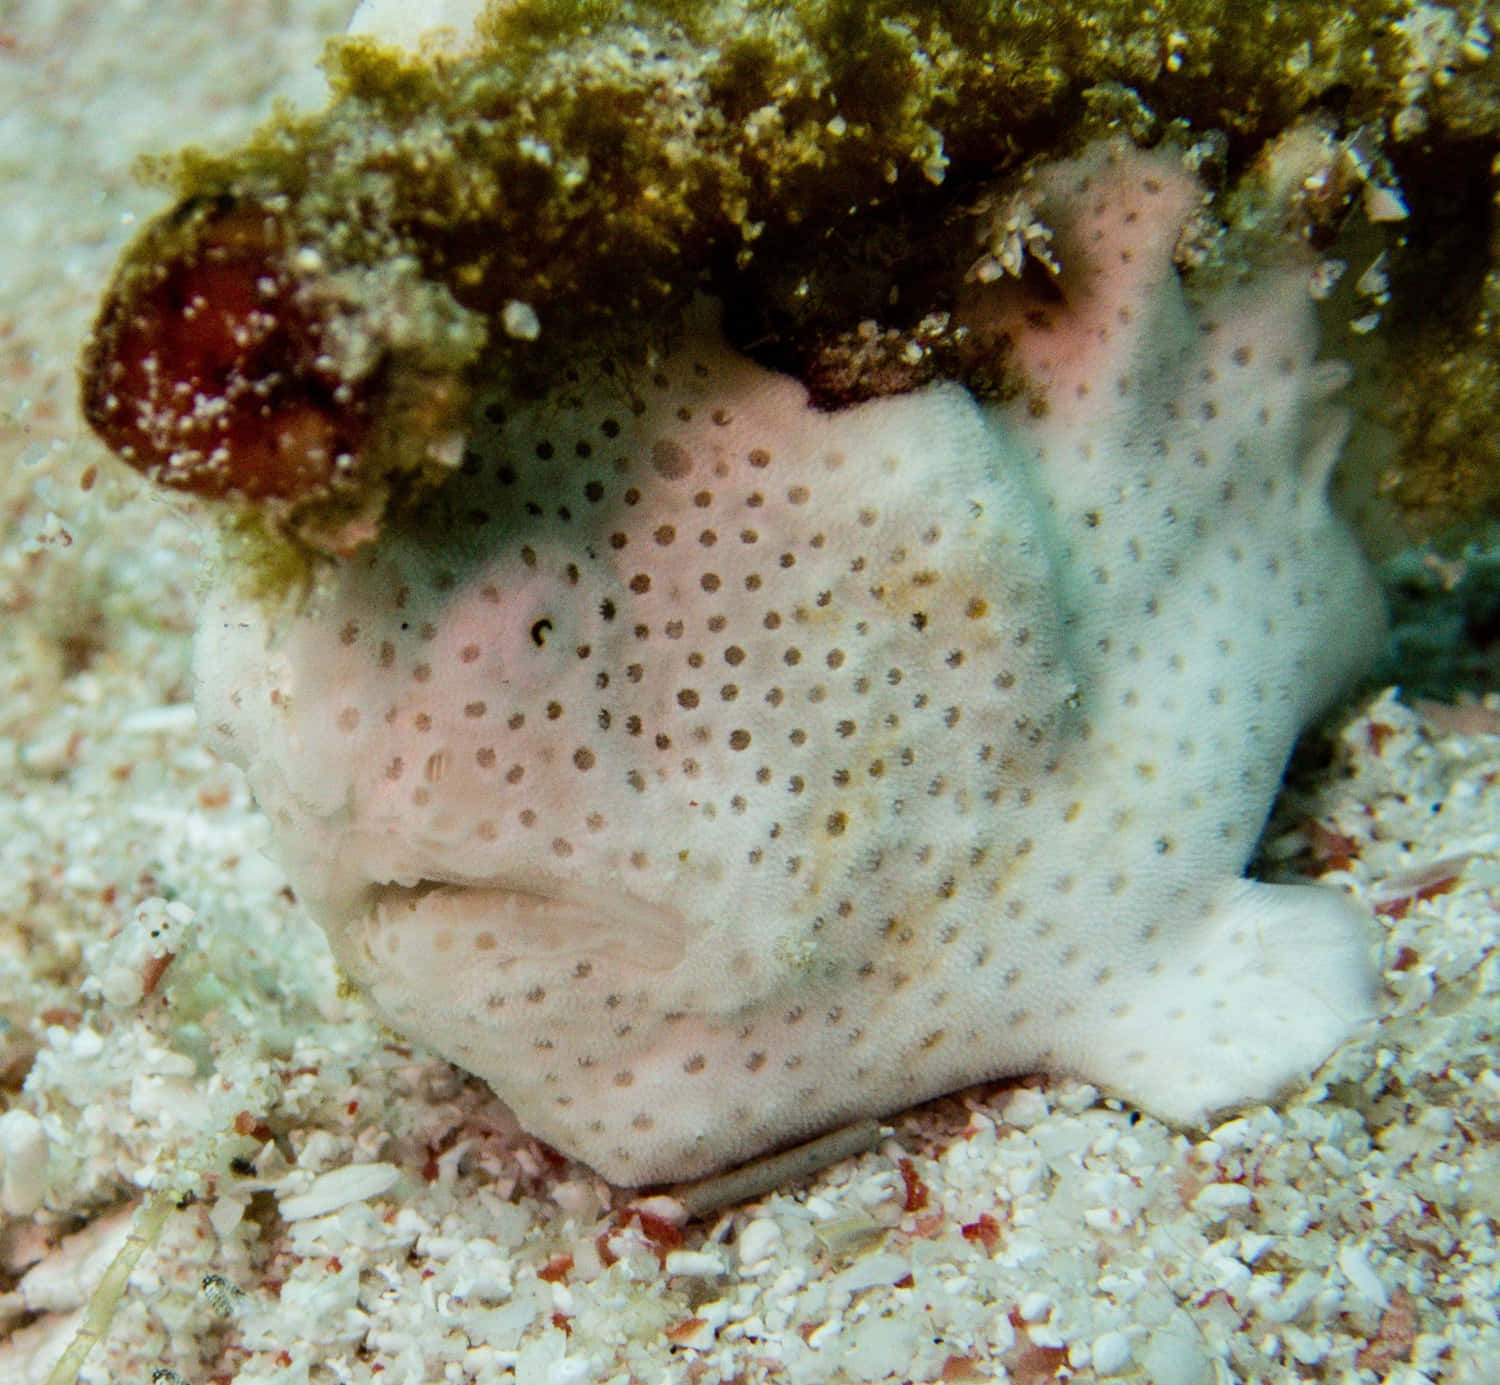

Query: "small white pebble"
<box><xmin>1239</xmin><ymin>1232</ymin><xmax>1273</xmax><ymax>1264</ymax></box>
<box><xmin>1003</xmin><ymin>1088</ymin><xmax>1050</xmax><ymax>1129</ymax></box>
<box><xmin>1260</xmin><ymin>1270</ymin><xmax>1324</xmax><ymax>1324</ymax></box>
<box><xmin>1027</xmin><ymin>1321</ymin><xmax>1066</xmax><ymax>1349</ymax></box>
<box><xmin>0</xmin><ymin>1110</ymin><xmax>48</xmax><ymax>1216</ymax></box>
<box><xmin>1463</xmin><ymin>19</ymin><xmax>1491</xmax><ymax>63</ymax></box>
<box><xmin>829</xmin><ymin>1251</ymin><xmax>910</xmax><ymax>1295</ymax></box>
<box><xmin>805</xmin><ymin>1317</ymin><xmax>841</xmax><ymax>1349</ymax></box>
<box><xmin>1284</xmin><ymin>1325</ymin><xmax>1330</xmax><ymax>1366</ymax></box>
<box><xmin>1055</xmin><ymin>1081</ymin><xmax>1099</xmax><ymax>1114</ymax></box>
<box><xmin>1192</xmin><ymin>1182</ymin><xmax>1253</xmax><ymax>1218</ymax></box>
<box><xmin>1337</xmin><ymin>1242</ymin><xmax>1389</xmax><ymax>1307</ymax></box>
<box><xmin>736</xmin><ymin>1218</ymin><xmax>781</xmax><ymax>1273</ymax></box>
<box><xmin>119</xmin><ymin>704</ymin><xmax>199</xmax><ymax>735</ymax></box>
<box><xmin>1207</xmin><ymin>1255</ymin><xmax>1252</xmax><ymax>1294</ymax></box>
<box><xmin>1418</xmin><ymin>1105</ymin><xmax>1456</xmax><ymax>1134</ymax></box>
<box><xmin>546</xmin><ymin>1356</ymin><xmax>593</xmax><ymax>1385</ymax></box>
<box><xmin>1356</xmin><ymin>251</ymin><xmax>1390</xmax><ymax>300</ymax></box>
<box><xmin>988</xmin><ymin>1311</ymin><xmax>1017</xmax><ymax>1352</ymax></box>
<box><xmin>1141</xmin><ymin>1320</ymin><xmax>1211</xmax><ymax>1385</ymax></box>
<box><xmin>18</xmin><ymin>1210</ymin><xmax>134</xmax><ymax>1313</ymax></box>
<box><xmin>1309</xmin><ymin>258</ymin><xmax>1346</xmax><ymax>300</ymax></box>
<box><xmin>1208</xmin><ymin>1117</ymin><xmax>1254</xmax><ymax>1149</ymax></box>
<box><xmin>667</xmin><ymin>1317</ymin><xmax>717</xmax><ymax>1350</ymax></box>
<box><xmin>1314</xmin><ymin>1142</ymin><xmax>1352</xmax><ymax>1174</ymax></box>
<box><xmin>278</xmin><ymin>1162</ymin><xmax>400</xmax><ymax>1221</ymax></box>
<box><xmin>61</xmin><ymin>1028</ymin><xmax>104</xmax><ymax>1061</ymax></box>
<box><xmin>629</xmin><ymin>1194</ymin><xmax>687</xmax><ymax>1227</ymax></box>
<box><xmin>502</xmin><ymin>300</ymin><xmax>542</xmax><ymax>340</ymax></box>
<box><xmin>853</xmin><ymin>1169</ymin><xmax>903</xmax><ymax>1209</ymax></box>
<box><xmin>1363</xmin><ymin>183</ymin><xmax>1409</xmax><ymax>222</ymax></box>
<box><xmin>1083</xmin><ymin>1204</ymin><xmax>1135</xmax><ymax>1232</ymax></box>
<box><xmin>1092</xmin><ymin>1330</ymin><xmax>1133</xmax><ymax>1375</ymax></box>
<box><xmin>1018</xmin><ymin>1291</ymin><xmax>1052</xmax><ymax>1323</ymax></box>
<box><xmin>664</xmin><ymin>1249</ymin><xmax>723</xmax><ymax>1278</ymax></box>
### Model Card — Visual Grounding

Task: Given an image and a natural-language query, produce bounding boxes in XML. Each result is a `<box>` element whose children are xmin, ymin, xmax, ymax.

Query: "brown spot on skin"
<box><xmin>650</xmin><ymin>438</ymin><xmax>692</xmax><ymax>479</ymax></box>
<box><xmin>80</xmin><ymin>200</ymin><xmax>374</xmax><ymax>503</ymax></box>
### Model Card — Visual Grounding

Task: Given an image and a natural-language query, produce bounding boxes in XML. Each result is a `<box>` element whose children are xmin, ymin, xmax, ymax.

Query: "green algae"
<box><xmin>133</xmin><ymin>0</ymin><xmax>1437</xmax><ymax>371</ymax></box>
<box><xmin>93</xmin><ymin>0</ymin><xmax>1500</xmax><ymax>560</ymax></box>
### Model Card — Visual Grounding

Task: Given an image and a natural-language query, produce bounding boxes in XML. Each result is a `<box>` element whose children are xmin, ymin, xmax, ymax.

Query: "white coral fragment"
<box><xmin>0</xmin><ymin>1110</ymin><xmax>48</xmax><ymax>1217</ymax></box>
<box><xmin>277</xmin><ymin>1161</ymin><xmax>401</xmax><ymax>1221</ymax></box>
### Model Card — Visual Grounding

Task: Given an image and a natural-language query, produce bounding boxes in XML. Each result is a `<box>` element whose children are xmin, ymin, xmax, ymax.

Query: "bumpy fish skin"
<box><xmin>196</xmin><ymin>142</ymin><xmax>1383</xmax><ymax>1184</ymax></box>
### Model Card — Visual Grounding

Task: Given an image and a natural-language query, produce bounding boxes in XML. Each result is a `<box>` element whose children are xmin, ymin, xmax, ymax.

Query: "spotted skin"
<box><xmin>198</xmin><ymin>143</ymin><xmax>1383</xmax><ymax>1183</ymax></box>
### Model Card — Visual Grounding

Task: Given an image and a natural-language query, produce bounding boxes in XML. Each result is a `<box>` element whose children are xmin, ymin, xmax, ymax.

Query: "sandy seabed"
<box><xmin>1</xmin><ymin>3</ymin><xmax>1499</xmax><ymax>1382</ymax></box>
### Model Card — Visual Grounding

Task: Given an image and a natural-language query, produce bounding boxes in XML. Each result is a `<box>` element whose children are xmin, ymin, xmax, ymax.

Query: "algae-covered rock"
<box><xmin>78</xmin><ymin>0</ymin><xmax>1500</xmax><ymax>561</ymax></box>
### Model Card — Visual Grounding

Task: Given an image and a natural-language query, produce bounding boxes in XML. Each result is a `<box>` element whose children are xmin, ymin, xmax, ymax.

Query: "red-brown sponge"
<box><xmin>80</xmin><ymin>200</ymin><xmax>373</xmax><ymax>505</ymax></box>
